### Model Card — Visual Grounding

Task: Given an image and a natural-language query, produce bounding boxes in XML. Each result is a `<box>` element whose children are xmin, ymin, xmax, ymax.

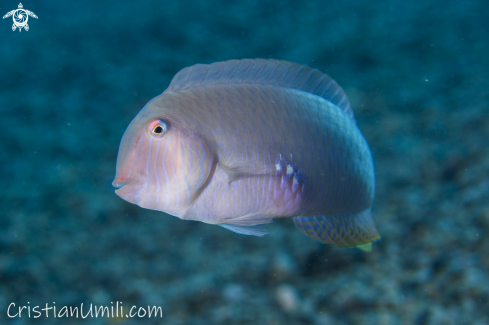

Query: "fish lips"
<box><xmin>112</xmin><ymin>182</ymin><xmax>126</xmax><ymax>189</ymax></box>
<box><xmin>112</xmin><ymin>177</ymin><xmax>143</xmax><ymax>205</ymax></box>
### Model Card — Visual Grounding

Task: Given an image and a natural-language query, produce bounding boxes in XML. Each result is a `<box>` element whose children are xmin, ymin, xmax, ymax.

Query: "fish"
<box><xmin>113</xmin><ymin>59</ymin><xmax>380</xmax><ymax>248</ymax></box>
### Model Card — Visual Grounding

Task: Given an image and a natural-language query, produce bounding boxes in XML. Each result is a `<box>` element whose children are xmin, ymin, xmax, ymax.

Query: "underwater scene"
<box><xmin>1</xmin><ymin>0</ymin><xmax>488</xmax><ymax>324</ymax></box>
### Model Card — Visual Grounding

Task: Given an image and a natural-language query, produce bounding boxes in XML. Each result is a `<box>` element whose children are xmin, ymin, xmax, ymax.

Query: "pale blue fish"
<box><xmin>113</xmin><ymin>59</ymin><xmax>380</xmax><ymax>248</ymax></box>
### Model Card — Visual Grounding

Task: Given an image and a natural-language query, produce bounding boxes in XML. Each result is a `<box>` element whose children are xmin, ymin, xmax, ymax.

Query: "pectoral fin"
<box><xmin>219</xmin><ymin>164</ymin><xmax>268</xmax><ymax>184</ymax></box>
<box><xmin>218</xmin><ymin>148</ymin><xmax>268</xmax><ymax>184</ymax></box>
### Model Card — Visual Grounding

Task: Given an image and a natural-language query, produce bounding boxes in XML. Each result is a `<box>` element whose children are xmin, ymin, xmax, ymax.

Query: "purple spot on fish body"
<box><xmin>292</xmin><ymin>176</ymin><xmax>300</xmax><ymax>192</ymax></box>
<box><xmin>273</xmin><ymin>181</ymin><xmax>282</xmax><ymax>201</ymax></box>
<box><xmin>283</xmin><ymin>187</ymin><xmax>293</xmax><ymax>202</ymax></box>
<box><xmin>294</xmin><ymin>190</ymin><xmax>302</xmax><ymax>207</ymax></box>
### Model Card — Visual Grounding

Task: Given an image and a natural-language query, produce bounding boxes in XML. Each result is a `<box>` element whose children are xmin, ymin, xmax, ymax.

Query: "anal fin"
<box><xmin>220</xmin><ymin>224</ymin><xmax>268</xmax><ymax>237</ymax></box>
<box><xmin>218</xmin><ymin>212</ymin><xmax>273</xmax><ymax>237</ymax></box>
<box><xmin>293</xmin><ymin>209</ymin><xmax>380</xmax><ymax>247</ymax></box>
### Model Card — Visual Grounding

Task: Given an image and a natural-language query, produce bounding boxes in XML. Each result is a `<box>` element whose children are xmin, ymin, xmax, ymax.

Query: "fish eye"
<box><xmin>149</xmin><ymin>120</ymin><xmax>167</xmax><ymax>138</ymax></box>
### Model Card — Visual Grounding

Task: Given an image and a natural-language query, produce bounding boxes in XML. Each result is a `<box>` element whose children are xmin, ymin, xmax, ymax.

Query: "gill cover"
<box><xmin>113</xmin><ymin>109</ymin><xmax>215</xmax><ymax>218</ymax></box>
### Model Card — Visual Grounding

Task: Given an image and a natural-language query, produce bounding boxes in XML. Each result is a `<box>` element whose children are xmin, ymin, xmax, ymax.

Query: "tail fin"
<box><xmin>293</xmin><ymin>209</ymin><xmax>380</xmax><ymax>247</ymax></box>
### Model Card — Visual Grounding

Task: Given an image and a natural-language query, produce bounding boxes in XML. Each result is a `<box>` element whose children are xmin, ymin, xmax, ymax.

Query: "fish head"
<box><xmin>112</xmin><ymin>98</ymin><xmax>215</xmax><ymax>217</ymax></box>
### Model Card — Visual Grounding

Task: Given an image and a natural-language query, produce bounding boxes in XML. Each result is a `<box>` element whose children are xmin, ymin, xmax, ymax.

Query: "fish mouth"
<box><xmin>112</xmin><ymin>174</ymin><xmax>132</xmax><ymax>189</ymax></box>
<box><xmin>113</xmin><ymin>182</ymin><xmax>138</xmax><ymax>204</ymax></box>
<box><xmin>112</xmin><ymin>181</ymin><xmax>127</xmax><ymax>189</ymax></box>
<box><xmin>112</xmin><ymin>176</ymin><xmax>145</xmax><ymax>206</ymax></box>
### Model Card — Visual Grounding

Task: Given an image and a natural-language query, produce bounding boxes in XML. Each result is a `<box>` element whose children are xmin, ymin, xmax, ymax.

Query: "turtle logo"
<box><xmin>3</xmin><ymin>3</ymin><xmax>38</xmax><ymax>32</ymax></box>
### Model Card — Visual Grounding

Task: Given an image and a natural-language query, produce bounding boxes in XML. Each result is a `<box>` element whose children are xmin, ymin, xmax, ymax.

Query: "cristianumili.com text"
<box><xmin>7</xmin><ymin>302</ymin><xmax>163</xmax><ymax>318</ymax></box>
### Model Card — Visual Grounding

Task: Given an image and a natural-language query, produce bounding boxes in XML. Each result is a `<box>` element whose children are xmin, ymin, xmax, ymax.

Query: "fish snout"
<box><xmin>112</xmin><ymin>175</ymin><xmax>130</xmax><ymax>189</ymax></box>
<box><xmin>112</xmin><ymin>176</ymin><xmax>142</xmax><ymax>206</ymax></box>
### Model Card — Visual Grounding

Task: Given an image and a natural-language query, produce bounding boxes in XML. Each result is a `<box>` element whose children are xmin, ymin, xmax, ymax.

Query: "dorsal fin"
<box><xmin>167</xmin><ymin>59</ymin><xmax>355</xmax><ymax>121</ymax></box>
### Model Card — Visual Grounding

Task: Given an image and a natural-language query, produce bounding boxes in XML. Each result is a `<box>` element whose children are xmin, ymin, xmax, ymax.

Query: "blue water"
<box><xmin>1</xmin><ymin>0</ymin><xmax>488</xmax><ymax>324</ymax></box>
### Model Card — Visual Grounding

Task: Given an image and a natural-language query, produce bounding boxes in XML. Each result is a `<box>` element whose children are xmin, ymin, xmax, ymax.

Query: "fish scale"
<box><xmin>113</xmin><ymin>59</ymin><xmax>380</xmax><ymax>248</ymax></box>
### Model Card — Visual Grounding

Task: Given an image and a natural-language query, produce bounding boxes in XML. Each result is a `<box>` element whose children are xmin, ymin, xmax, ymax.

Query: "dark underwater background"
<box><xmin>1</xmin><ymin>0</ymin><xmax>488</xmax><ymax>324</ymax></box>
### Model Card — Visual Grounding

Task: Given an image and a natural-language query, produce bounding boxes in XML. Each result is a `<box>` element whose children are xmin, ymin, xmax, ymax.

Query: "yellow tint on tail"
<box><xmin>356</xmin><ymin>242</ymin><xmax>373</xmax><ymax>252</ymax></box>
